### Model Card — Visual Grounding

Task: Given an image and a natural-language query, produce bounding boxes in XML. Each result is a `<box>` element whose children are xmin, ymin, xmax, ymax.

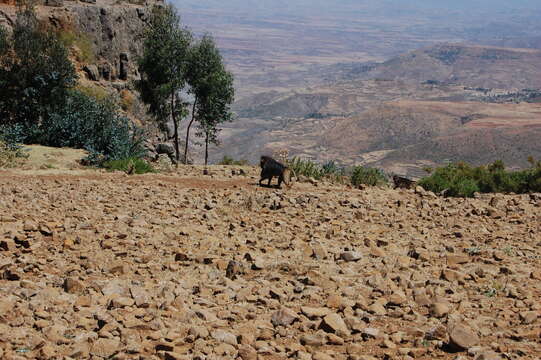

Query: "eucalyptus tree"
<box><xmin>185</xmin><ymin>34</ymin><xmax>234</xmax><ymax>165</ymax></box>
<box><xmin>137</xmin><ymin>4</ymin><xmax>192</xmax><ymax>163</ymax></box>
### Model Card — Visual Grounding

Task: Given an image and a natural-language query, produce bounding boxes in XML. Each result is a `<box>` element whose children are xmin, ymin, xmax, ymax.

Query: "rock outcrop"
<box><xmin>0</xmin><ymin>0</ymin><xmax>159</xmax><ymax>83</ymax></box>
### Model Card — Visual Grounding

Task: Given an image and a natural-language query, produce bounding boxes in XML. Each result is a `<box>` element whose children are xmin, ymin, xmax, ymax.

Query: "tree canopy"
<box><xmin>0</xmin><ymin>4</ymin><xmax>77</xmax><ymax>127</ymax></box>
<box><xmin>138</xmin><ymin>6</ymin><xmax>235</xmax><ymax>165</ymax></box>
<box><xmin>186</xmin><ymin>35</ymin><xmax>235</xmax><ymax>165</ymax></box>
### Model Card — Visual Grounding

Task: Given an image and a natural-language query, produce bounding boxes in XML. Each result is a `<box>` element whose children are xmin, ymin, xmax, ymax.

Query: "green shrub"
<box><xmin>418</xmin><ymin>160</ymin><xmax>541</xmax><ymax>197</ymax></box>
<box><xmin>289</xmin><ymin>158</ymin><xmax>385</xmax><ymax>185</ymax></box>
<box><xmin>0</xmin><ymin>6</ymin><xmax>145</xmax><ymax>169</ymax></box>
<box><xmin>350</xmin><ymin>166</ymin><xmax>389</xmax><ymax>187</ymax></box>
<box><xmin>57</xmin><ymin>29</ymin><xmax>95</xmax><ymax>64</ymax></box>
<box><xmin>289</xmin><ymin>157</ymin><xmax>325</xmax><ymax>180</ymax></box>
<box><xmin>0</xmin><ymin>138</ymin><xmax>28</xmax><ymax>168</ymax></box>
<box><xmin>0</xmin><ymin>6</ymin><xmax>77</xmax><ymax>127</ymax></box>
<box><xmin>1</xmin><ymin>90</ymin><xmax>146</xmax><ymax>166</ymax></box>
<box><xmin>322</xmin><ymin>160</ymin><xmax>345</xmax><ymax>176</ymax></box>
<box><xmin>42</xmin><ymin>90</ymin><xmax>147</xmax><ymax>165</ymax></box>
<box><xmin>321</xmin><ymin>160</ymin><xmax>349</xmax><ymax>183</ymax></box>
<box><xmin>219</xmin><ymin>155</ymin><xmax>249</xmax><ymax>166</ymax></box>
<box><xmin>0</xmin><ymin>123</ymin><xmax>26</xmax><ymax>151</ymax></box>
<box><xmin>103</xmin><ymin>158</ymin><xmax>156</xmax><ymax>174</ymax></box>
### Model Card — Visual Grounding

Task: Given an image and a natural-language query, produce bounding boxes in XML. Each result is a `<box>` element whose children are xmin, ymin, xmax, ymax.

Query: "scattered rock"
<box><xmin>301</xmin><ymin>306</ymin><xmax>332</xmax><ymax>318</ymax></box>
<box><xmin>238</xmin><ymin>344</ymin><xmax>257</xmax><ymax>360</ymax></box>
<box><xmin>130</xmin><ymin>286</ymin><xmax>151</xmax><ymax>308</ymax></box>
<box><xmin>320</xmin><ymin>313</ymin><xmax>351</xmax><ymax>337</ymax></box>
<box><xmin>362</xmin><ymin>327</ymin><xmax>381</xmax><ymax>340</ymax></box>
<box><xmin>340</xmin><ymin>251</ymin><xmax>362</xmax><ymax>262</ymax></box>
<box><xmin>64</xmin><ymin>277</ymin><xmax>85</xmax><ymax>294</ymax></box>
<box><xmin>271</xmin><ymin>308</ymin><xmax>298</xmax><ymax>327</ymax></box>
<box><xmin>430</xmin><ymin>302</ymin><xmax>450</xmax><ymax>318</ymax></box>
<box><xmin>474</xmin><ymin>351</ymin><xmax>503</xmax><ymax>360</ymax></box>
<box><xmin>211</xmin><ymin>330</ymin><xmax>238</xmax><ymax>346</ymax></box>
<box><xmin>226</xmin><ymin>260</ymin><xmax>244</xmax><ymax>279</ymax></box>
<box><xmin>83</xmin><ymin>64</ymin><xmax>100</xmax><ymax>81</ymax></box>
<box><xmin>449</xmin><ymin>324</ymin><xmax>480</xmax><ymax>350</ymax></box>
<box><xmin>0</xmin><ymin>167</ymin><xmax>539</xmax><ymax>359</ymax></box>
<box><xmin>189</xmin><ymin>326</ymin><xmax>209</xmax><ymax>339</ymax></box>
<box><xmin>313</xmin><ymin>352</ymin><xmax>334</xmax><ymax>360</ymax></box>
<box><xmin>519</xmin><ymin>311</ymin><xmax>538</xmax><ymax>324</ymax></box>
<box><xmin>110</xmin><ymin>296</ymin><xmax>135</xmax><ymax>308</ymax></box>
<box><xmin>301</xmin><ymin>333</ymin><xmax>327</xmax><ymax>347</ymax></box>
<box><xmin>90</xmin><ymin>338</ymin><xmax>120</xmax><ymax>358</ymax></box>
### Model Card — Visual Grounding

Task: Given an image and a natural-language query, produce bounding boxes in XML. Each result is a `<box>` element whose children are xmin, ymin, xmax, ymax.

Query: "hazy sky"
<box><xmin>174</xmin><ymin>0</ymin><xmax>541</xmax><ymax>14</ymax></box>
<box><xmin>173</xmin><ymin>0</ymin><xmax>541</xmax><ymax>42</ymax></box>
<box><xmin>172</xmin><ymin>0</ymin><xmax>541</xmax><ymax>87</ymax></box>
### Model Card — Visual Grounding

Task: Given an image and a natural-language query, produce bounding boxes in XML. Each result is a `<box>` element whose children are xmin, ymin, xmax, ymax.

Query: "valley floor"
<box><xmin>0</xmin><ymin>166</ymin><xmax>540</xmax><ymax>359</ymax></box>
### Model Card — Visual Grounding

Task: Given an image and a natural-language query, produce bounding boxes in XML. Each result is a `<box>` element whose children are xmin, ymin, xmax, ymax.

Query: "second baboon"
<box><xmin>392</xmin><ymin>175</ymin><xmax>416</xmax><ymax>189</ymax></box>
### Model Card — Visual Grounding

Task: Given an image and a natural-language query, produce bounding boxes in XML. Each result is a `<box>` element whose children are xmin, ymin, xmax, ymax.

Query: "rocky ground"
<box><xmin>0</xmin><ymin>166</ymin><xmax>540</xmax><ymax>360</ymax></box>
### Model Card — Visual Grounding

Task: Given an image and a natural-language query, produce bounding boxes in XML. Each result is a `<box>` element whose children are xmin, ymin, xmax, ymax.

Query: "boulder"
<box><xmin>320</xmin><ymin>313</ymin><xmax>351</xmax><ymax>337</ymax></box>
<box><xmin>448</xmin><ymin>324</ymin><xmax>480</xmax><ymax>350</ymax></box>
<box><xmin>83</xmin><ymin>65</ymin><xmax>100</xmax><ymax>81</ymax></box>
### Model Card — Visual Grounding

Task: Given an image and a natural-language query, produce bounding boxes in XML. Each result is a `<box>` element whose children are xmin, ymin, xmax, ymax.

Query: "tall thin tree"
<box><xmin>136</xmin><ymin>5</ymin><xmax>192</xmax><ymax>163</ymax></box>
<box><xmin>185</xmin><ymin>34</ymin><xmax>234</xmax><ymax>165</ymax></box>
<box><xmin>196</xmin><ymin>71</ymin><xmax>235</xmax><ymax>166</ymax></box>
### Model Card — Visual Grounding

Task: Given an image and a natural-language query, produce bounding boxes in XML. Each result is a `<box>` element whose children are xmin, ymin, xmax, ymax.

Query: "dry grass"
<box><xmin>19</xmin><ymin>145</ymin><xmax>88</xmax><ymax>170</ymax></box>
<box><xmin>76</xmin><ymin>84</ymin><xmax>110</xmax><ymax>102</ymax></box>
<box><xmin>120</xmin><ymin>89</ymin><xmax>136</xmax><ymax>112</ymax></box>
<box><xmin>57</xmin><ymin>29</ymin><xmax>96</xmax><ymax>64</ymax></box>
<box><xmin>0</xmin><ymin>140</ymin><xmax>28</xmax><ymax>168</ymax></box>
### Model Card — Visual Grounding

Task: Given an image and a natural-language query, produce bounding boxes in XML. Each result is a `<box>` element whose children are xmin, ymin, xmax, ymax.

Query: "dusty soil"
<box><xmin>0</xmin><ymin>166</ymin><xmax>540</xmax><ymax>360</ymax></box>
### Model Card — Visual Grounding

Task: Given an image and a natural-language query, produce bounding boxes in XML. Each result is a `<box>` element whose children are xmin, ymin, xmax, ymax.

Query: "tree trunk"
<box><xmin>171</xmin><ymin>91</ymin><xmax>179</xmax><ymax>167</ymax></box>
<box><xmin>183</xmin><ymin>98</ymin><xmax>197</xmax><ymax>165</ymax></box>
<box><xmin>204</xmin><ymin>132</ymin><xmax>209</xmax><ymax>166</ymax></box>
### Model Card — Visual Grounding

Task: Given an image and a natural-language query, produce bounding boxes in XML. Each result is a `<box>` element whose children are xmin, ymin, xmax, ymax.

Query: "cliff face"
<box><xmin>57</xmin><ymin>2</ymin><xmax>154</xmax><ymax>82</ymax></box>
<box><xmin>0</xmin><ymin>0</ymin><xmax>161</xmax><ymax>90</ymax></box>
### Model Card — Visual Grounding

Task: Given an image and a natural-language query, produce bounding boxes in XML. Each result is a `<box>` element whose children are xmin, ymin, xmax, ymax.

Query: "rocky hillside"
<box><xmin>0</xmin><ymin>0</ymin><xmax>157</xmax><ymax>81</ymax></box>
<box><xmin>0</xmin><ymin>0</ymin><xmax>160</xmax><ymax>123</ymax></box>
<box><xmin>0</xmin><ymin>166</ymin><xmax>540</xmax><ymax>359</ymax></box>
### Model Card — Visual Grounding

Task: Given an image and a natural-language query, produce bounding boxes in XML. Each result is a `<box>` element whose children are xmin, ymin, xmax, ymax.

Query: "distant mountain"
<box><xmin>358</xmin><ymin>44</ymin><xmax>541</xmax><ymax>89</ymax></box>
<box><xmin>174</xmin><ymin>0</ymin><xmax>541</xmax><ymax>97</ymax></box>
<box><xmin>209</xmin><ymin>44</ymin><xmax>541</xmax><ymax>176</ymax></box>
<box><xmin>171</xmin><ymin>1</ymin><xmax>541</xmax><ymax>174</ymax></box>
<box><xmin>235</xmin><ymin>44</ymin><xmax>541</xmax><ymax>120</ymax></box>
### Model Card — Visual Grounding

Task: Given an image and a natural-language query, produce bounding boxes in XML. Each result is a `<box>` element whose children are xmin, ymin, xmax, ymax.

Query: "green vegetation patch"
<box><xmin>76</xmin><ymin>84</ymin><xmax>110</xmax><ymax>102</ymax></box>
<box><xmin>218</xmin><ymin>155</ymin><xmax>249</xmax><ymax>166</ymax></box>
<box><xmin>289</xmin><ymin>157</ymin><xmax>387</xmax><ymax>187</ymax></box>
<box><xmin>57</xmin><ymin>29</ymin><xmax>95</xmax><ymax>64</ymax></box>
<box><xmin>0</xmin><ymin>139</ymin><xmax>28</xmax><ymax>168</ymax></box>
<box><xmin>289</xmin><ymin>157</ymin><xmax>325</xmax><ymax>180</ymax></box>
<box><xmin>418</xmin><ymin>159</ymin><xmax>541</xmax><ymax>197</ymax></box>
<box><xmin>103</xmin><ymin>158</ymin><xmax>156</xmax><ymax>174</ymax></box>
<box><xmin>351</xmin><ymin>166</ymin><xmax>389</xmax><ymax>187</ymax></box>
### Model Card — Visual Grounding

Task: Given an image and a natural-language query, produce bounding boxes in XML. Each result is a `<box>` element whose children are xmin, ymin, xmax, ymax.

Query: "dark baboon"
<box><xmin>259</xmin><ymin>155</ymin><xmax>291</xmax><ymax>189</ymax></box>
<box><xmin>392</xmin><ymin>175</ymin><xmax>416</xmax><ymax>189</ymax></box>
